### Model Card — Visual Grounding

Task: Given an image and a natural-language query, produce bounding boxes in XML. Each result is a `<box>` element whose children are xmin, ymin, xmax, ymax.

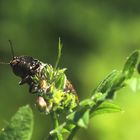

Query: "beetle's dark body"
<box><xmin>10</xmin><ymin>56</ymin><xmax>42</xmax><ymax>78</ymax></box>
<box><xmin>10</xmin><ymin>55</ymin><xmax>77</xmax><ymax>99</ymax></box>
<box><xmin>10</xmin><ymin>56</ymin><xmax>45</xmax><ymax>92</ymax></box>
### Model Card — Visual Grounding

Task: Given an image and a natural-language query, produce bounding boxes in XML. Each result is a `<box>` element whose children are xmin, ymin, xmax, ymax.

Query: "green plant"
<box><xmin>0</xmin><ymin>40</ymin><xmax>140</xmax><ymax>140</ymax></box>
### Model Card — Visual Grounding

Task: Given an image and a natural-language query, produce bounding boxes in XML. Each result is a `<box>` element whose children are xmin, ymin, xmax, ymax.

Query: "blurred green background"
<box><xmin>0</xmin><ymin>0</ymin><xmax>140</xmax><ymax>140</ymax></box>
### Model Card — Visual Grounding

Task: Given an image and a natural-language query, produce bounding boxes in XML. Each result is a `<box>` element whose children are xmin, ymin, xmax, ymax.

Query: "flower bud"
<box><xmin>36</xmin><ymin>96</ymin><xmax>47</xmax><ymax>112</ymax></box>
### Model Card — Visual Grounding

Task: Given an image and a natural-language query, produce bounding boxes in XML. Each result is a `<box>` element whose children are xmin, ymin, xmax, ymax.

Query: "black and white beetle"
<box><xmin>1</xmin><ymin>40</ymin><xmax>77</xmax><ymax>98</ymax></box>
<box><xmin>10</xmin><ymin>55</ymin><xmax>47</xmax><ymax>84</ymax></box>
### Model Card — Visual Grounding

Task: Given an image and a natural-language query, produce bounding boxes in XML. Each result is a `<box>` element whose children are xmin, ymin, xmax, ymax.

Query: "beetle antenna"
<box><xmin>8</xmin><ymin>40</ymin><xmax>15</xmax><ymax>59</ymax></box>
<box><xmin>0</xmin><ymin>62</ymin><xmax>9</xmax><ymax>65</ymax></box>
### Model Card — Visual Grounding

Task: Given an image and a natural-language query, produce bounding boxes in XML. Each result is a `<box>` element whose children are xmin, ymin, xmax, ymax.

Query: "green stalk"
<box><xmin>55</xmin><ymin>38</ymin><xmax>62</xmax><ymax>70</ymax></box>
<box><xmin>67</xmin><ymin>100</ymin><xmax>104</xmax><ymax>140</ymax></box>
<box><xmin>49</xmin><ymin>112</ymin><xmax>63</xmax><ymax>140</ymax></box>
<box><xmin>67</xmin><ymin>126</ymin><xmax>79</xmax><ymax>140</ymax></box>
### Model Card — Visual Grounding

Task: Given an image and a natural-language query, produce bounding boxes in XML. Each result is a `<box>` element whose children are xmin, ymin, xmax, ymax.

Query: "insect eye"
<box><xmin>10</xmin><ymin>59</ymin><xmax>20</xmax><ymax>65</ymax></box>
<box><xmin>13</xmin><ymin>56</ymin><xmax>18</xmax><ymax>60</ymax></box>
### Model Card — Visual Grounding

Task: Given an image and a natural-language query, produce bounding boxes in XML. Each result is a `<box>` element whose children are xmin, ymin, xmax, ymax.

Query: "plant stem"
<box><xmin>90</xmin><ymin>100</ymin><xmax>103</xmax><ymax>116</ymax></box>
<box><xmin>49</xmin><ymin>112</ymin><xmax>63</xmax><ymax>140</ymax></box>
<box><xmin>67</xmin><ymin>100</ymin><xmax>104</xmax><ymax>140</ymax></box>
<box><xmin>52</xmin><ymin>112</ymin><xmax>59</xmax><ymax>129</ymax></box>
<box><xmin>67</xmin><ymin>126</ymin><xmax>79</xmax><ymax>140</ymax></box>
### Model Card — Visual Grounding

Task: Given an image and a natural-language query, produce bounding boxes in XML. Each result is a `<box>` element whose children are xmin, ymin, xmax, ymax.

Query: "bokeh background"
<box><xmin>0</xmin><ymin>0</ymin><xmax>140</xmax><ymax>140</ymax></box>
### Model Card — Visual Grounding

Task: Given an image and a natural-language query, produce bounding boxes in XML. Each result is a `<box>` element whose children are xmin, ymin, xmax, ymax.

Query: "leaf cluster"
<box><xmin>50</xmin><ymin>50</ymin><xmax>140</xmax><ymax>139</ymax></box>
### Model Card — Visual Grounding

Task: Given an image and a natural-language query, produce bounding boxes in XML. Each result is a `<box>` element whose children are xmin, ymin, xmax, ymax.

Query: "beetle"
<box><xmin>1</xmin><ymin>40</ymin><xmax>78</xmax><ymax>99</ymax></box>
<box><xmin>2</xmin><ymin>40</ymin><xmax>46</xmax><ymax>92</ymax></box>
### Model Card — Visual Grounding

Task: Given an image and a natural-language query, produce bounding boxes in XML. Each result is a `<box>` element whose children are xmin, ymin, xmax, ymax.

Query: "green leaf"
<box><xmin>92</xmin><ymin>70</ymin><xmax>125</xmax><ymax>100</ymax></box>
<box><xmin>91</xmin><ymin>101</ymin><xmax>122</xmax><ymax>117</ymax></box>
<box><xmin>77</xmin><ymin>109</ymin><xmax>90</xmax><ymax>128</ymax></box>
<box><xmin>126</xmin><ymin>77</ymin><xmax>140</xmax><ymax>92</ymax></box>
<box><xmin>55</xmin><ymin>73</ymin><xmax>67</xmax><ymax>90</ymax></box>
<box><xmin>93</xmin><ymin>70</ymin><xmax>120</xmax><ymax>94</ymax></box>
<box><xmin>79</xmin><ymin>99</ymin><xmax>95</xmax><ymax>107</ymax></box>
<box><xmin>64</xmin><ymin>124</ymin><xmax>76</xmax><ymax>132</ymax></box>
<box><xmin>50</xmin><ymin>122</ymin><xmax>76</xmax><ymax>136</ymax></box>
<box><xmin>92</xmin><ymin>51</ymin><xmax>139</xmax><ymax>100</ymax></box>
<box><xmin>105</xmin><ymin>72</ymin><xmax>126</xmax><ymax>99</ymax></box>
<box><xmin>67</xmin><ymin>108</ymin><xmax>90</xmax><ymax>128</ymax></box>
<box><xmin>123</xmin><ymin>50</ymin><xmax>139</xmax><ymax>79</ymax></box>
<box><xmin>91</xmin><ymin>92</ymin><xmax>107</xmax><ymax>101</ymax></box>
<box><xmin>50</xmin><ymin>122</ymin><xmax>76</xmax><ymax>135</ymax></box>
<box><xmin>50</xmin><ymin>123</ymin><xmax>67</xmax><ymax>135</ymax></box>
<box><xmin>0</xmin><ymin>105</ymin><xmax>34</xmax><ymax>140</ymax></box>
